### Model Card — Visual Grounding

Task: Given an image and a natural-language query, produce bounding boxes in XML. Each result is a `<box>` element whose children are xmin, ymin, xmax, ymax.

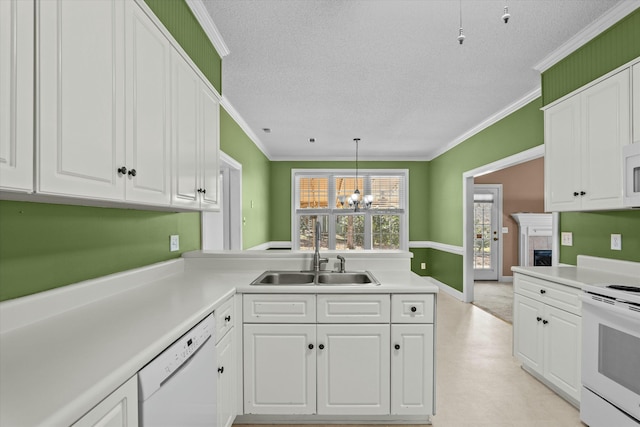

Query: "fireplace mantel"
<box><xmin>511</xmin><ymin>213</ymin><xmax>552</xmax><ymax>267</ymax></box>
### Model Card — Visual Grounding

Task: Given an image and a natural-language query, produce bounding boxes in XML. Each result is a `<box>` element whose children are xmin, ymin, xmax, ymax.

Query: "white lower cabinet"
<box><xmin>391</xmin><ymin>324</ymin><xmax>434</xmax><ymax>415</ymax></box>
<box><xmin>215</xmin><ymin>296</ymin><xmax>237</xmax><ymax>427</ymax></box>
<box><xmin>513</xmin><ymin>274</ymin><xmax>581</xmax><ymax>405</ymax></box>
<box><xmin>317</xmin><ymin>324</ymin><xmax>390</xmax><ymax>415</ymax></box>
<box><xmin>72</xmin><ymin>375</ymin><xmax>138</xmax><ymax>427</ymax></box>
<box><xmin>242</xmin><ymin>293</ymin><xmax>435</xmax><ymax>419</ymax></box>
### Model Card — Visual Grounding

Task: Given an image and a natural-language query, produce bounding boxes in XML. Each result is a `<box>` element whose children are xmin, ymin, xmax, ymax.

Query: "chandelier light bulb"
<box><xmin>457</xmin><ymin>27</ymin><xmax>465</xmax><ymax>45</ymax></box>
<box><xmin>502</xmin><ymin>6</ymin><xmax>511</xmax><ymax>23</ymax></box>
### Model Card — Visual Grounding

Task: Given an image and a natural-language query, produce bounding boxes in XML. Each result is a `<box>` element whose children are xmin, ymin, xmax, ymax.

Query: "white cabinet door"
<box><xmin>243</xmin><ymin>323</ymin><xmax>316</xmax><ymax>414</ymax></box>
<box><xmin>391</xmin><ymin>324</ymin><xmax>434</xmax><ymax>415</ymax></box>
<box><xmin>216</xmin><ymin>328</ymin><xmax>236</xmax><ymax>427</ymax></box>
<box><xmin>72</xmin><ymin>375</ymin><xmax>138</xmax><ymax>427</ymax></box>
<box><xmin>581</xmin><ymin>69</ymin><xmax>630</xmax><ymax>210</ymax></box>
<box><xmin>199</xmin><ymin>84</ymin><xmax>220</xmax><ymax>210</ymax></box>
<box><xmin>38</xmin><ymin>0</ymin><xmax>126</xmax><ymax>200</ymax></box>
<box><xmin>317</xmin><ymin>324</ymin><xmax>390</xmax><ymax>415</ymax></box>
<box><xmin>171</xmin><ymin>51</ymin><xmax>200</xmax><ymax>209</ymax></box>
<box><xmin>0</xmin><ymin>0</ymin><xmax>34</xmax><ymax>193</ymax></box>
<box><xmin>124</xmin><ymin>1</ymin><xmax>171</xmax><ymax>205</ymax></box>
<box><xmin>544</xmin><ymin>94</ymin><xmax>582</xmax><ymax>212</ymax></box>
<box><xmin>543</xmin><ymin>304</ymin><xmax>581</xmax><ymax>402</ymax></box>
<box><xmin>634</xmin><ymin>63</ymin><xmax>640</xmax><ymax>144</ymax></box>
<box><xmin>513</xmin><ymin>293</ymin><xmax>544</xmax><ymax>374</ymax></box>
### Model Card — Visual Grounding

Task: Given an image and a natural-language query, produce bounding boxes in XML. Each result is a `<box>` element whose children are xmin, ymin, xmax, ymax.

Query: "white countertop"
<box><xmin>0</xmin><ymin>252</ymin><xmax>438</xmax><ymax>427</ymax></box>
<box><xmin>512</xmin><ymin>256</ymin><xmax>640</xmax><ymax>290</ymax></box>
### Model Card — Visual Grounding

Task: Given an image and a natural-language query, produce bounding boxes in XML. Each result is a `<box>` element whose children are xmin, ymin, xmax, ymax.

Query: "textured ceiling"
<box><xmin>204</xmin><ymin>0</ymin><xmax>623</xmax><ymax>161</ymax></box>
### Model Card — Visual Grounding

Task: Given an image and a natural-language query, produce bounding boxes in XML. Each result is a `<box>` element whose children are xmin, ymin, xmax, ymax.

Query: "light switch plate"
<box><xmin>420</xmin><ymin>262</ymin><xmax>426</xmax><ymax>270</ymax></box>
<box><xmin>561</xmin><ymin>232</ymin><xmax>573</xmax><ymax>246</ymax></box>
<box><xmin>611</xmin><ymin>234</ymin><xmax>622</xmax><ymax>251</ymax></box>
<box><xmin>170</xmin><ymin>235</ymin><xmax>180</xmax><ymax>252</ymax></box>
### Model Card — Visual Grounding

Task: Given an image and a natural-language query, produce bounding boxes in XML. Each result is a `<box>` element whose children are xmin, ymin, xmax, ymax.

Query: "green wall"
<box><xmin>559</xmin><ymin>211</ymin><xmax>640</xmax><ymax>264</ymax></box>
<box><xmin>427</xmin><ymin>99</ymin><xmax>544</xmax><ymax>291</ymax></box>
<box><xmin>144</xmin><ymin>0</ymin><xmax>222</xmax><ymax>93</ymax></box>
<box><xmin>542</xmin><ymin>9</ymin><xmax>640</xmax><ymax>266</ymax></box>
<box><xmin>0</xmin><ymin>201</ymin><xmax>200</xmax><ymax>301</ymax></box>
<box><xmin>542</xmin><ymin>9</ymin><xmax>640</xmax><ymax>105</ymax></box>
<box><xmin>220</xmin><ymin>108</ymin><xmax>271</xmax><ymax>249</ymax></box>
<box><xmin>269</xmin><ymin>160</ymin><xmax>430</xmax><ymax>274</ymax></box>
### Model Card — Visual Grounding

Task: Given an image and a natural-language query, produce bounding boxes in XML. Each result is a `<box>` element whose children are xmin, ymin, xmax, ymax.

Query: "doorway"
<box><xmin>473</xmin><ymin>184</ymin><xmax>502</xmax><ymax>281</ymax></box>
<box><xmin>202</xmin><ymin>152</ymin><xmax>242</xmax><ymax>250</ymax></box>
<box><xmin>462</xmin><ymin>145</ymin><xmax>552</xmax><ymax>303</ymax></box>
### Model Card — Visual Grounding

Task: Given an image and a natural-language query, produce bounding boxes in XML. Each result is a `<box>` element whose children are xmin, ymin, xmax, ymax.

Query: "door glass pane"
<box><xmin>372</xmin><ymin>215</ymin><xmax>400</xmax><ymax>249</ymax></box>
<box><xmin>335</xmin><ymin>215</ymin><xmax>364</xmax><ymax>250</ymax></box>
<box><xmin>299</xmin><ymin>215</ymin><xmax>328</xmax><ymax>251</ymax></box>
<box><xmin>299</xmin><ymin>177</ymin><xmax>328</xmax><ymax>208</ymax></box>
<box><xmin>473</xmin><ymin>201</ymin><xmax>492</xmax><ymax>269</ymax></box>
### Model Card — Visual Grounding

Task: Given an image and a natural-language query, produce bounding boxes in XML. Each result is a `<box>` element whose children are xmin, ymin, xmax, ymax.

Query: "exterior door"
<box><xmin>473</xmin><ymin>185</ymin><xmax>501</xmax><ymax>280</ymax></box>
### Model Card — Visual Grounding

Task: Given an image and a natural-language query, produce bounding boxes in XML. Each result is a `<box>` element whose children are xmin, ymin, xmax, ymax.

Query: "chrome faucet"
<box><xmin>313</xmin><ymin>221</ymin><xmax>328</xmax><ymax>271</ymax></box>
<box><xmin>337</xmin><ymin>255</ymin><xmax>346</xmax><ymax>273</ymax></box>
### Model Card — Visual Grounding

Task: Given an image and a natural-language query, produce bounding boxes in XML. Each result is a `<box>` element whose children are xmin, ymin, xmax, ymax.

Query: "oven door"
<box><xmin>582</xmin><ymin>295</ymin><xmax>640</xmax><ymax>421</ymax></box>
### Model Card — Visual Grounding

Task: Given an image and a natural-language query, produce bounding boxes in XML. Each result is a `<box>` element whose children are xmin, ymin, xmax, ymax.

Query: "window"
<box><xmin>292</xmin><ymin>170</ymin><xmax>408</xmax><ymax>250</ymax></box>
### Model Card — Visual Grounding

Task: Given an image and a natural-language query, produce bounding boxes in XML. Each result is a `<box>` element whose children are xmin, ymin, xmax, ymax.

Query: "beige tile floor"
<box><xmin>235</xmin><ymin>291</ymin><xmax>584</xmax><ymax>427</ymax></box>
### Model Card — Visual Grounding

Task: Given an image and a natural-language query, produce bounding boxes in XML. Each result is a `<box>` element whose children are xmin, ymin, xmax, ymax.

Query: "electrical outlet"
<box><xmin>611</xmin><ymin>234</ymin><xmax>622</xmax><ymax>251</ymax></box>
<box><xmin>561</xmin><ymin>232</ymin><xmax>573</xmax><ymax>246</ymax></box>
<box><xmin>421</xmin><ymin>262</ymin><xmax>426</xmax><ymax>270</ymax></box>
<box><xmin>170</xmin><ymin>235</ymin><xmax>180</xmax><ymax>252</ymax></box>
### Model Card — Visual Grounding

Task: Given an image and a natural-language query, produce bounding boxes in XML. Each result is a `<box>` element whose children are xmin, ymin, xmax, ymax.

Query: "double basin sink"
<box><xmin>251</xmin><ymin>270</ymin><xmax>380</xmax><ymax>286</ymax></box>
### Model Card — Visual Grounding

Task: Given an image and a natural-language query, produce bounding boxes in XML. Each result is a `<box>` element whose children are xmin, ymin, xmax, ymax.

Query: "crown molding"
<box><xmin>220</xmin><ymin>96</ymin><xmax>272</xmax><ymax>159</ymax></box>
<box><xmin>185</xmin><ymin>0</ymin><xmax>230</xmax><ymax>58</ymax></box>
<box><xmin>533</xmin><ymin>1</ymin><xmax>640</xmax><ymax>73</ymax></box>
<box><xmin>428</xmin><ymin>87</ymin><xmax>541</xmax><ymax>161</ymax></box>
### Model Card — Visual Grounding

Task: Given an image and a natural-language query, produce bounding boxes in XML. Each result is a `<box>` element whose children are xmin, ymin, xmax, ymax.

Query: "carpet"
<box><xmin>473</xmin><ymin>281</ymin><xmax>513</xmax><ymax>324</ymax></box>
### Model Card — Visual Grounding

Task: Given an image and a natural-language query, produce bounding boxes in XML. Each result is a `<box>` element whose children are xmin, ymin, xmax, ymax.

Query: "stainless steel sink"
<box><xmin>316</xmin><ymin>271</ymin><xmax>380</xmax><ymax>286</ymax></box>
<box><xmin>251</xmin><ymin>271</ymin><xmax>316</xmax><ymax>285</ymax></box>
<box><xmin>250</xmin><ymin>270</ymin><xmax>380</xmax><ymax>286</ymax></box>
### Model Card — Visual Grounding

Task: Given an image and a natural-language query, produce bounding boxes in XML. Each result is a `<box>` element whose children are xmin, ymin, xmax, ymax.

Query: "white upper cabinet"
<box><xmin>37</xmin><ymin>0</ymin><xmax>126</xmax><ymax>200</ymax></box>
<box><xmin>33</xmin><ymin>0</ymin><xmax>218</xmax><ymax>210</ymax></box>
<box><xmin>544</xmin><ymin>68</ymin><xmax>630</xmax><ymax>212</ymax></box>
<box><xmin>633</xmin><ymin>62</ymin><xmax>640</xmax><ymax>144</ymax></box>
<box><xmin>0</xmin><ymin>0</ymin><xmax>34</xmax><ymax>193</ymax></box>
<box><xmin>171</xmin><ymin>50</ymin><xmax>220</xmax><ymax>211</ymax></box>
<box><xmin>123</xmin><ymin>0</ymin><xmax>171</xmax><ymax>205</ymax></box>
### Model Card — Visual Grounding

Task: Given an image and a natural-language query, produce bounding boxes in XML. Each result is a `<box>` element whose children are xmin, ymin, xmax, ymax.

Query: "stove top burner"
<box><xmin>607</xmin><ymin>285</ymin><xmax>640</xmax><ymax>293</ymax></box>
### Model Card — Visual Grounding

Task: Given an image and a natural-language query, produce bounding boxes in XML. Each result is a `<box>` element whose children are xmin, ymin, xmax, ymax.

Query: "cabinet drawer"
<box><xmin>215</xmin><ymin>296</ymin><xmax>235</xmax><ymax>341</ymax></box>
<box><xmin>243</xmin><ymin>294</ymin><xmax>316</xmax><ymax>323</ymax></box>
<box><xmin>514</xmin><ymin>274</ymin><xmax>581</xmax><ymax>315</ymax></box>
<box><xmin>391</xmin><ymin>294</ymin><xmax>434</xmax><ymax>323</ymax></box>
<box><xmin>317</xmin><ymin>294</ymin><xmax>390</xmax><ymax>323</ymax></box>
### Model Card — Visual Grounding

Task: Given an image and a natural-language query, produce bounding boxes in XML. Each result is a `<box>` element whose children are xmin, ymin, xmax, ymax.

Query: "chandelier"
<box><xmin>348</xmin><ymin>138</ymin><xmax>373</xmax><ymax>211</ymax></box>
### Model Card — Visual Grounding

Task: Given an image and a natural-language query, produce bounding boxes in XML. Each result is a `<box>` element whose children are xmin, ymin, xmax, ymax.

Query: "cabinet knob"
<box><xmin>197</xmin><ymin>188</ymin><xmax>203</xmax><ymax>193</ymax></box>
<box><xmin>202</xmin><ymin>188</ymin><xmax>206</xmax><ymax>194</ymax></box>
<box><xmin>225</xmin><ymin>315</ymin><xmax>231</xmax><ymax>322</ymax></box>
<box><xmin>394</xmin><ymin>344</ymin><xmax>400</xmax><ymax>350</ymax></box>
<box><xmin>540</xmin><ymin>289</ymin><xmax>546</xmax><ymax>294</ymax></box>
<box><xmin>127</xmin><ymin>169</ymin><xmax>137</xmax><ymax>177</ymax></box>
<box><xmin>318</xmin><ymin>344</ymin><xmax>325</xmax><ymax>350</ymax></box>
<box><xmin>580</xmin><ymin>191</ymin><xmax>586</xmax><ymax>196</ymax></box>
<box><xmin>536</xmin><ymin>316</ymin><xmax>542</xmax><ymax>322</ymax></box>
<box><xmin>218</xmin><ymin>366</ymin><xmax>224</xmax><ymax>374</ymax></box>
<box><xmin>117</xmin><ymin>166</ymin><xmax>127</xmax><ymax>175</ymax></box>
<box><xmin>308</xmin><ymin>344</ymin><xmax>314</xmax><ymax>350</ymax></box>
<box><xmin>410</xmin><ymin>306</ymin><xmax>417</xmax><ymax>312</ymax></box>
<box><xmin>542</xmin><ymin>319</ymin><xmax>549</xmax><ymax>325</ymax></box>
<box><xmin>573</xmin><ymin>191</ymin><xmax>579</xmax><ymax>197</ymax></box>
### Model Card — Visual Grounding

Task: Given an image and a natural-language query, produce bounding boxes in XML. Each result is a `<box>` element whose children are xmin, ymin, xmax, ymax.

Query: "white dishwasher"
<box><xmin>138</xmin><ymin>313</ymin><xmax>217</xmax><ymax>427</ymax></box>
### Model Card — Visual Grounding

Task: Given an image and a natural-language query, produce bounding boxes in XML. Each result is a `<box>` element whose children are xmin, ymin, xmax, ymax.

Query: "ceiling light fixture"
<box><xmin>502</xmin><ymin>4</ymin><xmax>511</xmax><ymax>23</ymax></box>
<box><xmin>457</xmin><ymin>0</ymin><xmax>466</xmax><ymax>45</ymax></box>
<box><xmin>347</xmin><ymin>138</ymin><xmax>373</xmax><ymax>212</ymax></box>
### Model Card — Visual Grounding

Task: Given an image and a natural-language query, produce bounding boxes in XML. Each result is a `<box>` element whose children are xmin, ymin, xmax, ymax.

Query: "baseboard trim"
<box><xmin>426</xmin><ymin>277</ymin><xmax>465</xmax><ymax>301</ymax></box>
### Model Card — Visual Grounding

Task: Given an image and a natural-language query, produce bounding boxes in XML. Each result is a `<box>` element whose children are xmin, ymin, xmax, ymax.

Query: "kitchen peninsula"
<box><xmin>0</xmin><ymin>250</ymin><xmax>438</xmax><ymax>426</ymax></box>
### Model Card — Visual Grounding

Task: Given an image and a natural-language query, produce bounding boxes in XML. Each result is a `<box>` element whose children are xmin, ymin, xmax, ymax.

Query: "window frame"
<box><xmin>291</xmin><ymin>169</ymin><xmax>409</xmax><ymax>251</ymax></box>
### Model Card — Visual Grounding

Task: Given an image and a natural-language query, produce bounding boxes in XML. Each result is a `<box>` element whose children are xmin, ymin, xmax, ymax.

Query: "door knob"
<box><xmin>493</xmin><ymin>237</ymin><xmax>499</xmax><ymax>241</ymax></box>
